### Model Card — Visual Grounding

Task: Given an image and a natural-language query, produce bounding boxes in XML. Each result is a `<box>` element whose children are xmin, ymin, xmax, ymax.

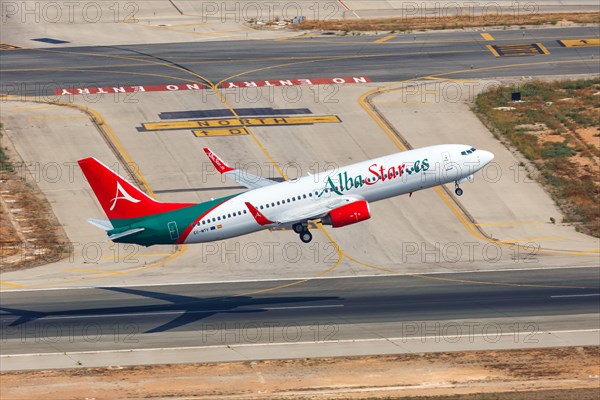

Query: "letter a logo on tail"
<box><xmin>110</xmin><ymin>181</ymin><xmax>141</xmax><ymax>211</ymax></box>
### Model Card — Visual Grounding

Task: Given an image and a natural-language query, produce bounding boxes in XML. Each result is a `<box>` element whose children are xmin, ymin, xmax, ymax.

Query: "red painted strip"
<box><xmin>54</xmin><ymin>76</ymin><xmax>371</xmax><ymax>96</ymax></box>
<box><xmin>219</xmin><ymin>76</ymin><xmax>371</xmax><ymax>89</ymax></box>
<box><xmin>176</xmin><ymin>198</ymin><xmax>233</xmax><ymax>244</ymax></box>
<box><xmin>54</xmin><ymin>83</ymin><xmax>207</xmax><ymax>96</ymax></box>
<box><xmin>337</xmin><ymin>0</ymin><xmax>351</xmax><ymax>11</ymax></box>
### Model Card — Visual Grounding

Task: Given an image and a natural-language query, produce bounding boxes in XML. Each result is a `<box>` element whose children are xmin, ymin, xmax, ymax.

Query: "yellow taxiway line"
<box><xmin>374</xmin><ymin>35</ymin><xmax>396</xmax><ymax>44</ymax></box>
<box><xmin>475</xmin><ymin>221</ymin><xmax>546</xmax><ymax>227</ymax></box>
<box><xmin>559</xmin><ymin>38</ymin><xmax>600</xmax><ymax>47</ymax></box>
<box><xmin>372</xmin><ymin>101</ymin><xmax>433</xmax><ymax>105</ymax></box>
<box><xmin>0</xmin><ymin>281</ymin><xmax>26</xmax><ymax>289</ymax></box>
<box><xmin>486</xmin><ymin>44</ymin><xmax>501</xmax><ymax>57</ymax></box>
<box><xmin>9</xmin><ymin>105</ymin><xmax>62</xmax><ymax>112</ymax></box>
<box><xmin>143</xmin><ymin>115</ymin><xmax>341</xmax><ymax>131</ymax></box>
<box><xmin>501</xmin><ymin>237</ymin><xmax>565</xmax><ymax>243</ymax></box>
<box><xmin>29</xmin><ymin>115</ymin><xmax>88</xmax><ymax>121</ymax></box>
<box><xmin>536</xmin><ymin>43</ymin><xmax>551</xmax><ymax>55</ymax></box>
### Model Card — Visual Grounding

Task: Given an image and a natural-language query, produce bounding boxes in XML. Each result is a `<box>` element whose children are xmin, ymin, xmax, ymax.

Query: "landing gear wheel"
<box><xmin>454</xmin><ymin>181</ymin><xmax>463</xmax><ymax>197</ymax></box>
<box><xmin>300</xmin><ymin>230</ymin><xmax>313</xmax><ymax>243</ymax></box>
<box><xmin>293</xmin><ymin>223</ymin><xmax>305</xmax><ymax>234</ymax></box>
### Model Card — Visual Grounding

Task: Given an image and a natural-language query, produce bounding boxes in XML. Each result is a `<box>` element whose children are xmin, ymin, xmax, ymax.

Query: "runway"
<box><xmin>1</xmin><ymin>26</ymin><xmax>599</xmax><ymax>96</ymax></box>
<box><xmin>1</xmin><ymin>266</ymin><xmax>598</xmax><ymax>369</ymax></box>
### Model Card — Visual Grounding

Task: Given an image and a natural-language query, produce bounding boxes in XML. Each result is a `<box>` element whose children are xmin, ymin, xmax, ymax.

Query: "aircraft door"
<box><xmin>167</xmin><ymin>221</ymin><xmax>179</xmax><ymax>241</ymax></box>
<box><xmin>441</xmin><ymin>151</ymin><xmax>459</xmax><ymax>181</ymax></box>
<box><xmin>442</xmin><ymin>151</ymin><xmax>453</xmax><ymax>171</ymax></box>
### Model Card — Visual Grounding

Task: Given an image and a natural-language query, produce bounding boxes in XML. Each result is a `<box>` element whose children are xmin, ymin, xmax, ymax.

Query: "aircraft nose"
<box><xmin>480</xmin><ymin>150</ymin><xmax>494</xmax><ymax>165</ymax></box>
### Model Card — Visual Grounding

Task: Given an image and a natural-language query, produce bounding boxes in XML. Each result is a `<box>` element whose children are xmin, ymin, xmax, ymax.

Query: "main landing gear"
<box><xmin>454</xmin><ymin>181</ymin><xmax>464</xmax><ymax>197</ymax></box>
<box><xmin>293</xmin><ymin>223</ymin><xmax>313</xmax><ymax>243</ymax></box>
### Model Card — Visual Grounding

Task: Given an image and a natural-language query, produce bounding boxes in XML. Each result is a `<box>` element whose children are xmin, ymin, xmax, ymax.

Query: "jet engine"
<box><xmin>321</xmin><ymin>200</ymin><xmax>371</xmax><ymax>228</ymax></box>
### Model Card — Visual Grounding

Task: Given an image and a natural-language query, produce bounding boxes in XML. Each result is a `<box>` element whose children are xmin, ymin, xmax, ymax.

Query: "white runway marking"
<box><xmin>551</xmin><ymin>293</ymin><xmax>600</xmax><ymax>298</ymax></box>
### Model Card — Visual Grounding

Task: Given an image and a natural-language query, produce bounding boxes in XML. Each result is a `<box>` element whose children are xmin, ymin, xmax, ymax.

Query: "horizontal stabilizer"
<box><xmin>108</xmin><ymin>228</ymin><xmax>145</xmax><ymax>241</ymax></box>
<box><xmin>87</xmin><ymin>218</ymin><xmax>114</xmax><ymax>231</ymax></box>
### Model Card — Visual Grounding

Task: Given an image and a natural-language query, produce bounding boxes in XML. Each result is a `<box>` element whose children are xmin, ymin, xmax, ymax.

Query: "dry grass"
<box><xmin>293</xmin><ymin>12</ymin><xmax>599</xmax><ymax>32</ymax></box>
<box><xmin>474</xmin><ymin>78</ymin><xmax>600</xmax><ymax>237</ymax></box>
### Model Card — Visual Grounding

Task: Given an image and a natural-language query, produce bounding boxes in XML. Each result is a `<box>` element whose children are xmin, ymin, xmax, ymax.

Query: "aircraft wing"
<box><xmin>204</xmin><ymin>148</ymin><xmax>278</xmax><ymax>190</ymax></box>
<box><xmin>246</xmin><ymin>196</ymin><xmax>360</xmax><ymax>226</ymax></box>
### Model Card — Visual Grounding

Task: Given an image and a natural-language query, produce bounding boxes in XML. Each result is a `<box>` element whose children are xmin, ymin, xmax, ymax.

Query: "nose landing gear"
<box><xmin>454</xmin><ymin>181</ymin><xmax>463</xmax><ymax>196</ymax></box>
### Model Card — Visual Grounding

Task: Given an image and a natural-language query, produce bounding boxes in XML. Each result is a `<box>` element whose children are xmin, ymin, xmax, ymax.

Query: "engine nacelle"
<box><xmin>321</xmin><ymin>200</ymin><xmax>371</xmax><ymax>228</ymax></box>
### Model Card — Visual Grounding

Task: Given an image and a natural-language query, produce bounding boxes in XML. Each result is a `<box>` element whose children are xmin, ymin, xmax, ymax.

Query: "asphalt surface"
<box><xmin>1</xmin><ymin>267</ymin><xmax>598</xmax><ymax>357</ymax></box>
<box><xmin>1</xmin><ymin>26</ymin><xmax>599</xmax><ymax>97</ymax></box>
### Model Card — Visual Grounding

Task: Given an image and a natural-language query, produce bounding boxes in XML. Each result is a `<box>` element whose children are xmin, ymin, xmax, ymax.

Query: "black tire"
<box><xmin>300</xmin><ymin>231</ymin><xmax>313</xmax><ymax>243</ymax></box>
<box><xmin>293</xmin><ymin>223</ymin><xmax>304</xmax><ymax>234</ymax></box>
<box><xmin>455</xmin><ymin>188</ymin><xmax>464</xmax><ymax>196</ymax></box>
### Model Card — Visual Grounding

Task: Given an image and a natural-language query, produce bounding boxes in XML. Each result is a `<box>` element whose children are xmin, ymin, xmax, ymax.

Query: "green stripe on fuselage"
<box><xmin>107</xmin><ymin>194</ymin><xmax>239</xmax><ymax>246</ymax></box>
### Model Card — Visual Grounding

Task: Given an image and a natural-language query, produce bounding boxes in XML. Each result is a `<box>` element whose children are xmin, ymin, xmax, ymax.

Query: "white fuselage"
<box><xmin>184</xmin><ymin>144</ymin><xmax>493</xmax><ymax>243</ymax></box>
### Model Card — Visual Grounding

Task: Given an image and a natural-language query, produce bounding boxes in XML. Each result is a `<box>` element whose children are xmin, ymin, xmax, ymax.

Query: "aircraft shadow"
<box><xmin>0</xmin><ymin>287</ymin><xmax>340</xmax><ymax>334</ymax></box>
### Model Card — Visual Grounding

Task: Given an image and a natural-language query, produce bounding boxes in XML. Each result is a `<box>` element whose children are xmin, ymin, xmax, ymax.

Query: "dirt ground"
<box><xmin>1</xmin><ymin>347</ymin><xmax>598</xmax><ymax>399</ymax></box>
<box><xmin>0</xmin><ymin>128</ymin><xmax>70</xmax><ymax>272</ymax></box>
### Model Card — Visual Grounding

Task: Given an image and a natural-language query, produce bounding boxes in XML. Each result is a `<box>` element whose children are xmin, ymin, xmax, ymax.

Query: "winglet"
<box><xmin>245</xmin><ymin>202</ymin><xmax>274</xmax><ymax>226</ymax></box>
<box><xmin>204</xmin><ymin>148</ymin><xmax>234</xmax><ymax>174</ymax></box>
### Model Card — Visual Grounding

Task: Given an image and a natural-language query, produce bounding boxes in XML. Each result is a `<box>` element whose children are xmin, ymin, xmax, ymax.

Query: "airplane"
<box><xmin>78</xmin><ymin>145</ymin><xmax>494</xmax><ymax>246</ymax></box>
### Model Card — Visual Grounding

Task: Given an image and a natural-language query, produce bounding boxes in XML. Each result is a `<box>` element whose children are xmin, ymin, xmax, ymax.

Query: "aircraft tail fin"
<box><xmin>78</xmin><ymin>157</ymin><xmax>194</xmax><ymax>225</ymax></box>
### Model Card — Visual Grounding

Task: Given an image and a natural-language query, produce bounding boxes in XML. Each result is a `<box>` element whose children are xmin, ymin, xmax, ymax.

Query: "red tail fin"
<box><xmin>78</xmin><ymin>157</ymin><xmax>193</xmax><ymax>221</ymax></box>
